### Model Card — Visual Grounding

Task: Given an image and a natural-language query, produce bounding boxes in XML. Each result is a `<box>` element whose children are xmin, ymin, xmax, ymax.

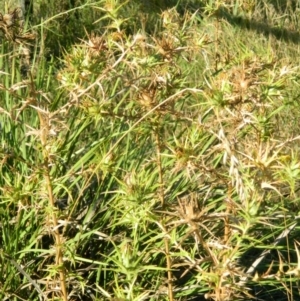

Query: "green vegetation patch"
<box><xmin>1</xmin><ymin>1</ymin><xmax>300</xmax><ymax>300</ymax></box>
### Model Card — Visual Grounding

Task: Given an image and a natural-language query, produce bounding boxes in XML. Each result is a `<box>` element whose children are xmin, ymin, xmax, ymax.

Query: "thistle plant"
<box><xmin>1</xmin><ymin>1</ymin><xmax>300</xmax><ymax>301</ymax></box>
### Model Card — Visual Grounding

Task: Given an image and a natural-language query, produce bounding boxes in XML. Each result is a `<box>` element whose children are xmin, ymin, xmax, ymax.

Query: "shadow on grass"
<box><xmin>216</xmin><ymin>6</ymin><xmax>300</xmax><ymax>44</ymax></box>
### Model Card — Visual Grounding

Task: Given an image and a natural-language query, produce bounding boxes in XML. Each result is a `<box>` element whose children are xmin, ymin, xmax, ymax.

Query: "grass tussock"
<box><xmin>1</xmin><ymin>0</ymin><xmax>300</xmax><ymax>300</ymax></box>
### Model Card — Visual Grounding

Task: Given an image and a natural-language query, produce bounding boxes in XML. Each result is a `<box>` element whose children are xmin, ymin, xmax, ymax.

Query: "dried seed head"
<box><xmin>86</xmin><ymin>34</ymin><xmax>107</xmax><ymax>57</ymax></box>
<box><xmin>133</xmin><ymin>33</ymin><xmax>146</xmax><ymax>43</ymax></box>
<box><xmin>3</xmin><ymin>14</ymin><xmax>13</xmax><ymax>27</ymax></box>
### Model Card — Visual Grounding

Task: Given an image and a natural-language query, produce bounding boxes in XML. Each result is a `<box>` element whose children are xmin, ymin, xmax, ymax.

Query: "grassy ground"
<box><xmin>1</xmin><ymin>0</ymin><xmax>300</xmax><ymax>300</ymax></box>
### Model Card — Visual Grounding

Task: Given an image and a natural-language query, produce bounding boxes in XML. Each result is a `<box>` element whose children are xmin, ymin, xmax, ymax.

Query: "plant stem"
<box><xmin>34</xmin><ymin>78</ymin><xmax>68</xmax><ymax>300</ymax></box>
<box><xmin>155</xmin><ymin>130</ymin><xmax>174</xmax><ymax>301</ymax></box>
<box><xmin>164</xmin><ymin>236</ymin><xmax>174</xmax><ymax>301</ymax></box>
<box><xmin>44</xmin><ymin>165</ymin><xmax>68</xmax><ymax>301</ymax></box>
